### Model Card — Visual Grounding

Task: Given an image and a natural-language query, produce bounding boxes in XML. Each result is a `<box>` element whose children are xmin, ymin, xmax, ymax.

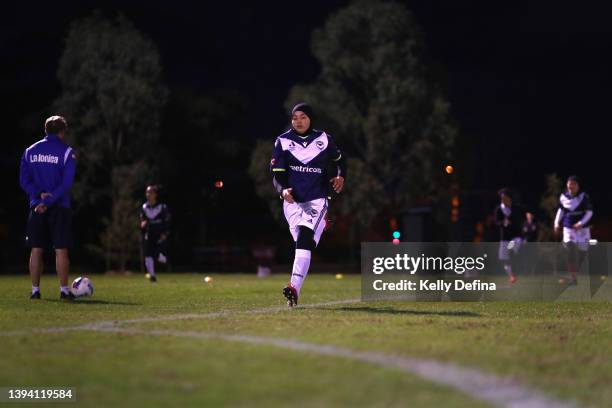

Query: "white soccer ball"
<box><xmin>71</xmin><ymin>277</ymin><xmax>94</xmax><ymax>297</ymax></box>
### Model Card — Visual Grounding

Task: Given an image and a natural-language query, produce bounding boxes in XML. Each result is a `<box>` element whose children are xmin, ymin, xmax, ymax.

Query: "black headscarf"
<box><xmin>291</xmin><ymin>103</ymin><xmax>314</xmax><ymax>135</ymax></box>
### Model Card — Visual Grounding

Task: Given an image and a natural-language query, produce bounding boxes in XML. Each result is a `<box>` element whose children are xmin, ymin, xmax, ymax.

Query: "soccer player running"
<box><xmin>270</xmin><ymin>103</ymin><xmax>347</xmax><ymax>307</ymax></box>
<box><xmin>494</xmin><ymin>188</ymin><xmax>525</xmax><ymax>284</ymax></box>
<box><xmin>19</xmin><ymin>116</ymin><xmax>77</xmax><ymax>300</ymax></box>
<box><xmin>140</xmin><ymin>185</ymin><xmax>171</xmax><ymax>282</ymax></box>
<box><xmin>554</xmin><ymin>175</ymin><xmax>593</xmax><ymax>285</ymax></box>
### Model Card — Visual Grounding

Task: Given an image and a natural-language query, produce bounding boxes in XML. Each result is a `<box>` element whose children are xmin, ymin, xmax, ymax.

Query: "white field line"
<box><xmin>90</xmin><ymin>326</ymin><xmax>577</xmax><ymax>408</ymax></box>
<box><xmin>0</xmin><ymin>298</ymin><xmax>577</xmax><ymax>408</ymax></box>
<box><xmin>0</xmin><ymin>298</ymin><xmax>360</xmax><ymax>336</ymax></box>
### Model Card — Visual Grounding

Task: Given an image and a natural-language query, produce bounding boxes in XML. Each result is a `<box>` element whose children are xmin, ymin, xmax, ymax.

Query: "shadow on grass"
<box><xmin>319</xmin><ymin>306</ymin><xmax>480</xmax><ymax>317</ymax></box>
<box><xmin>43</xmin><ymin>299</ymin><xmax>141</xmax><ymax>306</ymax></box>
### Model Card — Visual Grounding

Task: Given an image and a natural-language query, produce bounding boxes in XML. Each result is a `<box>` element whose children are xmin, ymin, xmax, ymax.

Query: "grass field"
<box><xmin>1</xmin><ymin>272</ymin><xmax>611</xmax><ymax>407</ymax></box>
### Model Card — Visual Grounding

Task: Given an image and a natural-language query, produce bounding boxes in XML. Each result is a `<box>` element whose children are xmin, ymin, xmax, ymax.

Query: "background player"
<box><xmin>140</xmin><ymin>185</ymin><xmax>171</xmax><ymax>282</ymax></box>
<box><xmin>522</xmin><ymin>212</ymin><xmax>538</xmax><ymax>242</ymax></box>
<box><xmin>270</xmin><ymin>103</ymin><xmax>347</xmax><ymax>306</ymax></box>
<box><xmin>19</xmin><ymin>116</ymin><xmax>77</xmax><ymax>300</ymax></box>
<box><xmin>554</xmin><ymin>175</ymin><xmax>593</xmax><ymax>285</ymax></box>
<box><xmin>494</xmin><ymin>188</ymin><xmax>525</xmax><ymax>283</ymax></box>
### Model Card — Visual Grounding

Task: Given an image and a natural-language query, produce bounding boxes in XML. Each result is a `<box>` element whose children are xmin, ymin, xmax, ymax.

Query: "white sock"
<box><xmin>503</xmin><ymin>264</ymin><xmax>514</xmax><ymax>277</ymax></box>
<box><xmin>32</xmin><ymin>286</ymin><xmax>40</xmax><ymax>294</ymax></box>
<box><xmin>290</xmin><ymin>249</ymin><xmax>311</xmax><ymax>295</ymax></box>
<box><xmin>60</xmin><ymin>286</ymin><xmax>70</xmax><ymax>295</ymax></box>
<box><xmin>145</xmin><ymin>257</ymin><xmax>156</xmax><ymax>276</ymax></box>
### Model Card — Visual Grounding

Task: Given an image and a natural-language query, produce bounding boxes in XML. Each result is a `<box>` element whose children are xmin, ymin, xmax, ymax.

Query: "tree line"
<box><xmin>47</xmin><ymin>1</ymin><xmax>465</xmax><ymax>270</ymax></box>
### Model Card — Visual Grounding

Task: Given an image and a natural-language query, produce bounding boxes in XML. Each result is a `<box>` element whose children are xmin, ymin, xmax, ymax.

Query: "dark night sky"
<box><xmin>3</xmin><ymin>0</ymin><xmax>612</xmax><ymax>210</ymax></box>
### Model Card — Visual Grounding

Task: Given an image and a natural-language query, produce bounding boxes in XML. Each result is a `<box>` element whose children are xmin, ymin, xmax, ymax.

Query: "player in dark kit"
<box><xmin>522</xmin><ymin>212</ymin><xmax>538</xmax><ymax>242</ymax></box>
<box><xmin>140</xmin><ymin>185</ymin><xmax>171</xmax><ymax>282</ymax></box>
<box><xmin>19</xmin><ymin>116</ymin><xmax>77</xmax><ymax>300</ymax></box>
<box><xmin>554</xmin><ymin>175</ymin><xmax>593</xmax><ymax>285</ymax></box>
<box><xmin>270</xmin><ymin>103</ymin><xmax>347</xmax><ymax>306</ymax></box>
<box><xmin>494</xmin><ymin>188</ymin><xmax>525</xmax><ymax>284</ymax></box>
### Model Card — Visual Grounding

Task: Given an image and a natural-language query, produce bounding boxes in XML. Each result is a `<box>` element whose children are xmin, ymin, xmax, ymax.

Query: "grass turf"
<box><xmin>0</xmin><ymin>273</ymin><xmax>610</xmax><ymax>407</ymax></box>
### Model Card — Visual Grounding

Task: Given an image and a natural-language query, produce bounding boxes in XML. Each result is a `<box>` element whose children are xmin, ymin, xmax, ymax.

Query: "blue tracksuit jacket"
<box><xmin>19</xmin><ymin>133</ymin><xmax>77</xmax><ymax>209</ymax></box>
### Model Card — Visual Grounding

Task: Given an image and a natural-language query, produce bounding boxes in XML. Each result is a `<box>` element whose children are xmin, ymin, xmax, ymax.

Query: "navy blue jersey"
<box><xmin>522</xmin><ymin>220</ymin><xmax>538</xmax><ymax>242</ymax></box>
<box><xmin>270</xmin><ymin>129</ymin><xmax>345</xmax><ymax>203</ymax></box>
<box><xmin>494</xmin><ymin>204</ymin><xmax>524</xmax><ymax>241</ymax></box>
<box><xmin>19</xmin><ymin>133</ymin><xmax>76</xmax><ymax>209</ymax></box>
<box><xmin>557</xmin><ymin>192</ymin><xmax>593</xmax><ymax>228</ymax></box>
<box><xmin>140</xmin><ymin>202</ymin><xmax>171</xmax><ymax>238</ymax></box>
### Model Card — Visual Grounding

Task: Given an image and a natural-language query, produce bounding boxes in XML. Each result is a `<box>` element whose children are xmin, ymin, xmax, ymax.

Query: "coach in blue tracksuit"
<box><xmin>19</xmin><ymin>116</ymin><xmax>77</xmax><ymax>300</ymax></box>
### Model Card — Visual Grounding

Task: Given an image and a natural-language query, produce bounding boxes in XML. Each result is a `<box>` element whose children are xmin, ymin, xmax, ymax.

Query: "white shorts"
<box><xmin>563</xmin><ymin>227</ymin><xmax>590</xmax><ymax>251</ymax></box>
<box><xmin>498</xmin><ymin>238</ymin><xmax>523</xmax><ymax>261</ymax></box>
<box><xmin>283</xmin><ymin>198</ymin><xmax>328</xmax><ymax>246</ymax></box>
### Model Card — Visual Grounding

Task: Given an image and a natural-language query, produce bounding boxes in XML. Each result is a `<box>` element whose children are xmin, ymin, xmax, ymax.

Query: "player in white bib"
<box><xmin>554</xmin><ymin>175</ymin><xmax>593</xmax><ymax>285</ymax></box>
<box><xmin>270</xmin><ymin>103</ymin><xmax>347</xmax><ymax>307</ymax></box>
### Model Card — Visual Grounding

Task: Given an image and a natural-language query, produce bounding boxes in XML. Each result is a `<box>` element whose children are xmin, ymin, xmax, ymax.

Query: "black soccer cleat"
<box><xmin>146</xmin><ymin>273</ymin><xmax>157</xmax><ymax>283</ymax></box>
<box><xmin>30</xmin><ymin>291</ymin><xmax>41</xmax><ymax>300</ymax></box>
<box><xmin>60</xmin><ymin>291</ymin><xmax>76</xmax><ymax>301</ymax></box>
<box><xmin>283</xmin><ymin>285</ymin><xmax>298</xmax><ymax>308</ymax></box>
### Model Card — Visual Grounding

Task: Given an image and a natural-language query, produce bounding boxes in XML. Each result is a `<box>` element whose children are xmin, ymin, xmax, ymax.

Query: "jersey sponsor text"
<box><xmin>30</xmin><ymin>154</ymin><xmax>59</xmax><ymax>164</ymax></box>
<box><xmin>289</xmin><ymin>165</ymin><xmax>322</xmax><ymax>174</ymax></box>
